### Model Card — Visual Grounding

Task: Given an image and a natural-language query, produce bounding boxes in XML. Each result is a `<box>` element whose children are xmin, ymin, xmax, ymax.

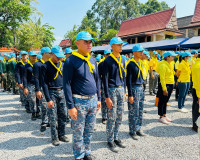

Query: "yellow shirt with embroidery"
<box><xmin>149</xmin><ymin>57</ymin><xmax>158</xmax><ymax>71</ymax></box>
<box><xmin>178</xmin><ymin>60</ymin><xmax>191</xmax><ymax>83</ymax></box>
<box><xmin>192</xmin><ymin>58</ymin><xmax>200</xmax><ymax>99</ymax></box>
<box><xmin>159</xmin><ymin>60</ymin><xmax>175</xmax><ymax>91</ymax></box>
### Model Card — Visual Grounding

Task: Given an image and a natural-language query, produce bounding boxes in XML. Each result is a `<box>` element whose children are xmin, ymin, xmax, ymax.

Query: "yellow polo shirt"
<box><xmin>149</xmin><ymin>57</ymin><xmax>158</xmax><ymax>71</ymax></box>
<box><xmin>175</xmin><ymin>61</ymin><xmax>179</xmax><ymax>70</ymax></box>
<box><xmin>141</xmin><ymin>59</ymin><xmax>149</xmax><ymax>80</ymax></box>
<box><xmin>189</xmin><ymin>57</ymin><xmax>196</xmax><ymax>68</ymax></box>
<box><xmin>192</xmin><ymin>58</ymin><xmax>200</xmax><ymax>98</ymax></box>
<box><xmin>178</xmin><ymin>60</ymin><xmax>191</xmax><ymax>83</ymax></box>
<box><xmin>159</xmin><ymin>60</ymin><xmax>175</xmax><ymax>91</ymax></box>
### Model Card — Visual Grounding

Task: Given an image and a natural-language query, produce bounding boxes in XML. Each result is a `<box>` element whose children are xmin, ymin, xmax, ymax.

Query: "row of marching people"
<box><xmin>0</xmin><ymin>31</ymin><xmax>199</xmax><ymax>160</ymax></box>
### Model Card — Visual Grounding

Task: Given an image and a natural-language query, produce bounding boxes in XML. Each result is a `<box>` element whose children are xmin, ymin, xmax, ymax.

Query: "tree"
<box><xmin>0</xmin><ymin>0</ymin><xmax>33</xmax><ymax>47</ymax></box>
<box><xmin>15</xmin><ymin>17</ymin><xmax>55</xmax><ymax>50</ymax></box>
<box><xmin>101</xmin><ymin>29</ymin><xmax>118</xmax><ymax>40</ymax></box>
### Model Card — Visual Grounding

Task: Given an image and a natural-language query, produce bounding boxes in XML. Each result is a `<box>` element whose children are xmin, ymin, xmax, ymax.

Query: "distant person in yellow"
<box><xmin>189</xmin><ymin>50</ymin><xmax>198</xmax><ymax>68</ymax></box>
<box><xmin>191</xmin><ymin>53</ymin><xmax>200</xmax><ymax>132</ymax></box>
<box><xmin>176</xmin><ymin>51</ymin><xmax>193</xmax><ymax>113</ymax></box>
<box><xmin>141</xmin><ymin>51</ymin><xmax>149</xmax><ymax>91</ymax></box>
<box><xmin>149</xmin><ymin>51</ymin><xmax>159</xmax><ymax>95</ymax></box>
<box><xmin>157</xmin><ymin>51</ymin><xmax>177</xmax><ymax>124</ymax></box>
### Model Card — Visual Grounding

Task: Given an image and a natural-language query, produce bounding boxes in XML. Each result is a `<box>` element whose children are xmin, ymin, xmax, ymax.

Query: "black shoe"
<box><xmin>129</xmin><ymin>133</ymin><xmax>138</xmax><ymax>140</ymax></box>
<box><xmin>192</xmin><ymin>127</ymin><xmax>198</xmax><ymax>132</ymax></box>
<box><xmin>40</xmin><ymin>124</ymin><xmax>47</xmax><ymax>132</ymax></box>
<box><xmin>59</xmin><ymin>135</ymin><xmax>70</xmax><ymax>142</ymax></box>
<box><xmin>35</xmin><ymin>113</ymin><xmax>41</xmax><ymax>119</ymax></box>
<box><xmin>52</xmin><ymin>138</ymin><xmax>60</xmax><ymax>146</ymax></box>
<box><xmin>107</xmin><ymin>142</ymin><xmax>118</xmax><ymax>153</ymax></box>
<box><xmin>31</xmin><ymin>113</ymin><xmax>37</xmax><ymax>121</ymax></box>
<box><xmin>136</xmin><ymin>130</ymin><xmax>146</xmax><ymax>137</ymax></box>
<box><xmin>46</xmin><ymin>123</ymin><xmax>50</xmax><ymax>127</ymax></box>
<box><xmin>3</xmin><ymin>90</ymin><xmax>6</xmax><ymax>92</ymax></box>
<box><xmin>66</xmin><ymin>117</ymin><xmax>70</xmax><ymax>123</ymax></box>
<box><xmin>84</xmin><ymin>154</ymin><xmax>93</xmax><ymax>160</ymax></box>
<box><xmin>26</xmin><ymin>109</ymin><xmax>32</xmax><ymax>113</ymax></box>
<box><xmin>114</xmin><ymin>139</ymin><xmax>126</xmax><ymax>148</ymax></box>
<box><xmin>102</xmin><ymin>118</ymin><xmax>107</xmax><ymax>124</ymax></box>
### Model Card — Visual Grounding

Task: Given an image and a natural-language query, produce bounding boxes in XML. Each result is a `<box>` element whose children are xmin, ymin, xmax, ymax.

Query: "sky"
<box><xmin>34</xmin><ymin>0</ymin><xmax>197</xmax><ymax>46</ymax></box>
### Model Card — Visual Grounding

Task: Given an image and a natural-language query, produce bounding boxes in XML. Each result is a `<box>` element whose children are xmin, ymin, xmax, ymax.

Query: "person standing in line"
<box><xmin>41</xmin><ymin>46</ymin><xmax>69</xmax><ymax>146</ymax></box>
<box><xmin>126</xmin><ymin>44</ymin><xmax>145</xmax><ymax>140</ymax></box>
<box><xmin>191</xmin><ymin>53</ymin><xmax>200</xmax><ymax>132</ymax></box>
<box><xmin>98</xmin><ymin>49</ymin><xmax>111</xmax><ymax>124</ymax></box>
<box><xmin>176</xmin><ymin>51</ymin><xmax>193</xmax><ymax>113</ymax></box>
<box><xmin>23</xmin><ymin>51</ymin><xmax>41</xmax><ymax>120</ymax></box>
<box><xmin>33</xmin><ymin>47</ymin><xmax>51</xmax><ymax>132</ymax></box>
<box><xmin>149</xmin><ymin>51</ymin><xmax>159</xmax><ymax>96</ymax></box>
<box><xmin>15</xmin><ymin>51</ymin><xmax>30</xmax><ymax>111</ymax></box>
<box><xmin>157</xmin><ymin>51</ymin><xmax>177</xmax><ymax>124</ymax></box>
<box><xmin>64</xmin><ymin>48</ymin><xmax>73</xmax><ymax>61</ymax></box>
<box><xmin>102</xmin><ymin>37</ymin><xmax>126</xmax><ymax>153</ymax></box>
<box><xmin>63</xmin><ymin>31</ymin><xmax>101</xmax><ymax>160</ymax></box>
<box><xmin>2</xmin><ymin>54</ymin><xmax>9</xmax><ymax>92</ymax></box>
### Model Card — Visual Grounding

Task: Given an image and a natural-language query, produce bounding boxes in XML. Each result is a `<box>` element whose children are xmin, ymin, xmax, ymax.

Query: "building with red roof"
<box><xmin>117</xmin><ymin>6</ymin><xmax>182</xmax><ymax>44</ymax></box>
<box><xmin>59</xmin><ymin>39</ymin><xmax>72</xmax><ymax>50</ymax></box>
<box><xmin>180</xmin><ymin>0</ymin><xmax>200</xmax><ymax>37</ymax></box>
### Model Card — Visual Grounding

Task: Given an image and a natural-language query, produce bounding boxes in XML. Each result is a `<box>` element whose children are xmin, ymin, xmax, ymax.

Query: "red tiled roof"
<box><xmin>192</xmin><ymin>0</ymin><xmax>200</xmax><ymax>23</ymax></box>
<box><xmin>59</xmin><ymin>39</ymin><xmax>72</xmax><ymax>47</ymax></box>
<box><xmin>117</xmin><ymin>7</ymin><xmax>176</xmax><ymax>37</ymax></box>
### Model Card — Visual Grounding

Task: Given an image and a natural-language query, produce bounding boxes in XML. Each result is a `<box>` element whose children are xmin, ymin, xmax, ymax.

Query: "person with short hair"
<box><xmin>63</xmin><ymin>31</ymin><xmax>101</xmax><ymax>160</ymax></box>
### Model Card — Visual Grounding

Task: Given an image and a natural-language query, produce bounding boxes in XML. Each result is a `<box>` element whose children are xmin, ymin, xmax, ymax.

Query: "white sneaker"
<box><xmin>178</xmin><ymin>108</ymin><xmax>188</xmax><ymax>113</ymax></box>
<box><xmin>158</xmin><ymin>117</ymin><xmax>170</xmax><ymax>124</ymax></box>
<box><xmin>165</xmin><ymin>117</ymin><xmax>172</xmax><ymax>122</ymax></box>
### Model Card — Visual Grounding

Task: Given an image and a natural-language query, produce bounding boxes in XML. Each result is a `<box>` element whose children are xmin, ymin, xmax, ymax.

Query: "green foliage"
<box><xmin>101</xmin><ymin>29</ymin><xmax>118</xmax><ymax>40</ymax></box>
<box><xmin>15</xmin><ymin>18</ymin><xmax>55</xmax><ymax>50</ymax></box>
<box><xmin>64</xmin><ymin>0</ymin><xmax>170</xmax><ymax>46</ymax></box>
<box><xmin>0</xmin><ymin>0</ymin><xmax>32</xmax><ymax>47</ymax></box>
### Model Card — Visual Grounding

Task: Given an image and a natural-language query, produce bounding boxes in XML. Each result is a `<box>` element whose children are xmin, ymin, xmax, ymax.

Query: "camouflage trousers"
<box><xmin>107</xmin><ymin>87</ymin><xmax>124</xmax><ymax>142</ymax></box>
<box><xmin>27</xmin><ymin>84</ymin><xmax>40</xmax><ymax>113</ymax></box>
<box><xmin>48</xmin><ymin>89</ymin><xmax>67</xmax><ymax>140</ymax></box>
<box><xmin>101</xmin><ymin>90</ymin><xmax>107</xmax><ymax>119</ymax></box>
<box><xmin>2</xmin><ymin>73</ymin><xmax>7</xmax><ymax>91</ymax></box>
<box><xmin>37</xmin><ymin>89</ymin><xmax>48</xmax><ymax>124</ymax></box>
<box><xmin>7</xmin><ymin>73</ymin><xmax>18</xmax><ymax>93</ymax></box>
<box><xmin>71</xmin><ymin>95</ymin><xmax>97</xmax><ymax>159</ymax></box>
<box><xmin>128</xmin><ymin>85</ymin><xmax>144</xmax><ymax>135</ymax></box>
<box><xmin>19</xmin><ymin>88</ymin><xmax>27</xmax><ymax>106</ymax></box>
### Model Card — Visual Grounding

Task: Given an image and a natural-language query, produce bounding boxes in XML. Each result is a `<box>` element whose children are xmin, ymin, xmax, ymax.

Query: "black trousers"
<box><xmin>175</xmin><ymin>76</ymin><xmax>179</xmax><ymax>99</ymax></box>
<box><xmin>158</xmin><ymin>83</ymin><xmax>173</xmax><ymax>116</ymax></box>
<box><xmin>192</xmin><ymin>88</ymin><xmax>200</xmax><ymax>129</ymax></box>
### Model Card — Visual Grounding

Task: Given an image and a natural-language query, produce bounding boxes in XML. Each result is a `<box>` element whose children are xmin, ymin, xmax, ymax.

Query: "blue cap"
<box><xmin>198</xmin><ymin>49</ymin><xmax>200</xmax><ymax>53</ymax></box>
<box><xmin>143</xmin><ymin>51</ymin><xmax>150</xmax><ymax>56</ymax></box>
<box><xmin>20</xmin><ymin>51</ymin><xmax>28</xmax><ymax>55</ymax></box>
<box><xmin>76</xmin><ymin>31</ymin><xmax>96</xmax><ymax>41</ymax></box>
<box><xmin>51</xmin><ymin>46</ymin><xmax>65</xmax><ymax>58</ymax></box>
<box><xmin>96</xmin><ymin>56</ymin><xmax>101</xmax><ymax>62</ymax></box>
<box><xmin>132</xmin><ymin>44</ymin><xmax>145</xmax><ymax>52</ymax></box>
<box><xmin>153</xmin><ymin>51</ymin><xmax>158</xmax><ymax>55</ymax></box>
<box><xmin>0</xmin><ymin>57</ymin><xmax>3</xmax><ymax>60</ymax></box>
<box><xmin>163</xmin><ymin>51</ymin><xmax>177</xmax><ymax>58</ymax></box>
<box><xmin>176</xmin><ymin>51</ymin><xmax>180</xmax><ymax>54</ymax></box>
<box><xmin>182</xmin><ymin>51</ymin><xmax>194</xmax><ymax>57</ymax></box>
<box><xmin>104</xmin><ymin>49</ymin><xmax>112</xmax><ymax>55</ymax></box>
<box><xmin>41</xmin><ymin>47</ymin><xmax>51</xmax><ymax>54</ymax></box>
<box><xmin>191</xmin><ymin>50</ymin><xmax>198</xmax><ymax>54</ymax></box>
<box><xmin>110</xmin><ymin>37</ymin><xmax>125</xmax><ymax>45</ymax></box>
<box><xmin>17</xmin><ymin>55</ymin><xmax>21</xmax><ymax>59</ymax></box>
<box><xmin>131</xmin><ymin>55</ymin><xmax>134</xmax><ymax>58</ymax></box>
<box><xmin>157</xmin><ymin>54</ymin><xmax>161</xmax><ymax>59</ymax></box>
<box><xmin>3</xmin><ymin>53</ymin><xmax>9</xmax><ymax>57</ymax></box>
<box><xmin>37</xmin><ymin>54</ymin><xmax>42</xmax><ymax>59</ymax></box>
<box><xmin>10</xmin><ymin>53</ymin><xmax>16</xmax><ymax>57</ymax></box>
<box><xmin>65</xmin><ymin>48</ymin><xmax>73</xmax><ymax>54</ymax></box>
<box><xmin>29</xmin><ymin>51</ymin><xmax>37</xmax><ymax>56</ymax></box>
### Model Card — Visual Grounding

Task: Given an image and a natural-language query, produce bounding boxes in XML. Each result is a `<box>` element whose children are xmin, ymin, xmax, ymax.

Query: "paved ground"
<box><xmin>0</xmin><ymin>88</ymin><xmax>199</xmax><ymax>160</ymax></box>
